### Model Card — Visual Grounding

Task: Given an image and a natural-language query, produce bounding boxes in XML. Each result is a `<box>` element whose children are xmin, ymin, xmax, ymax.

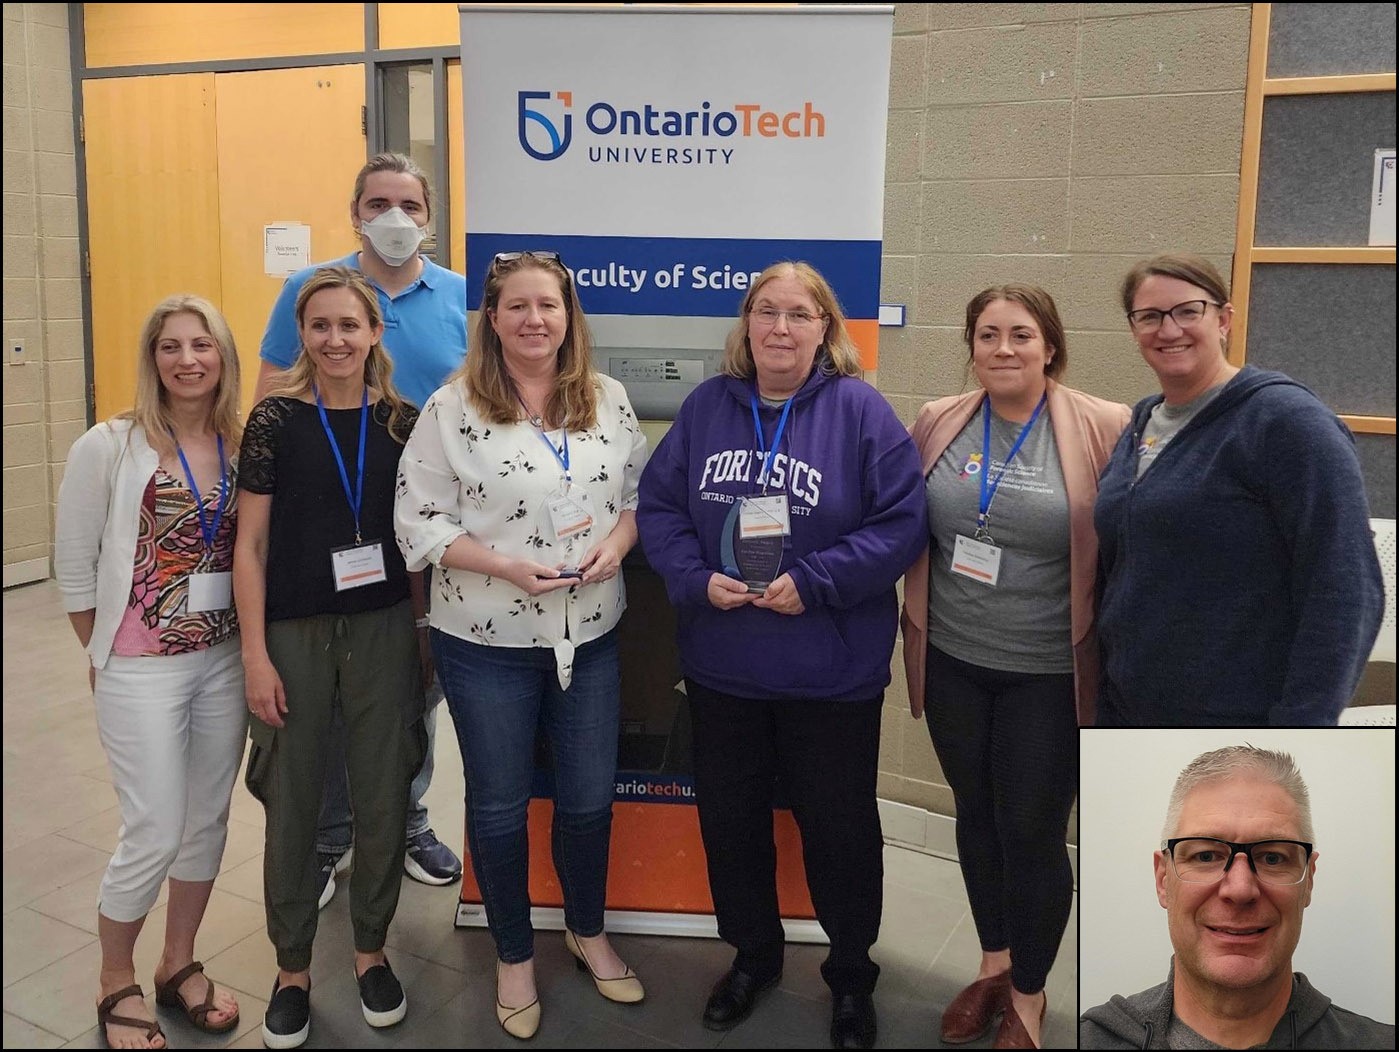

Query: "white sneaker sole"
<box><xmin>261</xmin><ymin>1018</ymin><xmax>309</xmax><ymax>1049</ymax></box>
<box><xmin>316</xmin><ymin>848</ymin><xmax>354</xmax><ymax>910</ymax></box>
<box><xmin>403</xmin><ymin>853</ymin><xmax>460</xmax><ymax>886</ymax></box>
<box><xmin>362</xmin><ymin>993</ymin><xmax>407</xmax><ymax>1028</ymax></box>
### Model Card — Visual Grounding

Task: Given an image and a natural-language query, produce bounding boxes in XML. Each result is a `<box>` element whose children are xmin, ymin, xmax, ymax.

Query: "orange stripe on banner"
<box><xmin>847</xmin><ymin>319</ymin><xmax>879</xmax><ymax>371</ymax></box>
<box><xmin>459</xmin><ymin>800</ymin><xmax>817</xmax><ymax>917</ymax></box>
<box><xmin>341</xmin><ymin>569</ymin><xmax>383</xmax><ymax>583</ymax></box>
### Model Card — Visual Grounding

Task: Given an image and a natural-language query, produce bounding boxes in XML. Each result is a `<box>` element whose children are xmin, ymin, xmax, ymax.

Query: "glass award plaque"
<box><xmin>720</xmin><ymin>498</ymin><xmax>785</xmax><ymax>593</ymax></box>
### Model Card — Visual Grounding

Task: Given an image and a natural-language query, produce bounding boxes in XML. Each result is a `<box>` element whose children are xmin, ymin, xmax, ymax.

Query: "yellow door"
<box><xmin>83</xmin><ymin>66</ymin><xmax>365</xmax><ymax>418</ymax></box>
<box><xmin>214</xmin><ymin>65</ymin><xmax>365</xmax><ymax>412</ymax></box>
<box><xmin>83</xmin><ymin>74</ymin><xmax>222</xmax><ymax>419</ymax></box>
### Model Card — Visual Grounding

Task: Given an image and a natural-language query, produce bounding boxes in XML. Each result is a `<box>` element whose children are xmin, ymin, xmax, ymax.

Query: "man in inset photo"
<box><xmin>1080</xmin><ymin>735</ymin><xmax>1394</xmax><ymax>1049</ymax></box>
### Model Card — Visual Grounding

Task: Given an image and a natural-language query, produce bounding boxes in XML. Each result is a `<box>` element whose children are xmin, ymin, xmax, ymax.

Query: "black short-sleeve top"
<box><xmin>239</xmin><ymin>396</ymin><xmax>418</xmax><ymax>622</ymax></box>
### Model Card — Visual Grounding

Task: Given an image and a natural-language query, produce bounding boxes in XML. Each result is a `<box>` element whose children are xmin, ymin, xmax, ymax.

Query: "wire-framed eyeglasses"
<box><xmin>1162</xmin><ymin>837</ymin><xmax>1314</xmax><ymax>886</ymax></box>
<box><xmin>749</xmin><ymin>307</ymin><xmax>826</xmax><ymax>329</ymax></box>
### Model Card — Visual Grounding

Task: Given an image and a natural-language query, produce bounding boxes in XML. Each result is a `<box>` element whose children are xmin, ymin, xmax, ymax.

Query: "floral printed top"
<box><xmin>395</xmin><ymin>375</ymin><xmax>647</xmax><ymax>675</ymax></box>
<box><xmin>111</xmin><ymin>464</ymin><xmax>238</xmax><ymax>656</ymax></box>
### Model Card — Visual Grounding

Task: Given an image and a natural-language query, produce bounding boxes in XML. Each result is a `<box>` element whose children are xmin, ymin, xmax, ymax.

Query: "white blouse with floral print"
<box><xmin>395</xmin><ymin>375</ymin><xmax>647</xmax><ymax>677</ymax></box>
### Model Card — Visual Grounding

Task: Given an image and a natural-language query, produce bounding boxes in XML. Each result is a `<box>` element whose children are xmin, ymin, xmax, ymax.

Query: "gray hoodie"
<box><xmin>1079</xmin><ymin>963</ymin><xmax>1394</xmax><ymax>1049</ymax></box>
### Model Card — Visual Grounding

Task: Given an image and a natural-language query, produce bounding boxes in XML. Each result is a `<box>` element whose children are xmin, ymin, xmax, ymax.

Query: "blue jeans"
<box><xmin>315</xmin><ymin>687</ymin><xmax>439</xmax><ymax>854</ymax></box>
<box><xmin>433</xmin><ymin>628</ymin><xmax>620</xmax><ymax>963</ymax></box>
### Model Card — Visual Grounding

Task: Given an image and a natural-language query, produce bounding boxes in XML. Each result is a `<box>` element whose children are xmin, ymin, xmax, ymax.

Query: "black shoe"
<box><xmin>830</xmin><ymin>993</ymin><xmax>877</xmax><ymax>1049</ymax></box>
<box><xmin>357</xmin><ymin>960</ymin><xmax>407</xmax><ymax>1028</ymax></box>
<box><xmin>702</xmin><ymin>967</ymin><xmax>780</xmax><ymax>1031</ymax></box>
<box><xmin>262</xmin><ymin>978</ymin><xmax>310</xmax><ymax>1049</ymax></box>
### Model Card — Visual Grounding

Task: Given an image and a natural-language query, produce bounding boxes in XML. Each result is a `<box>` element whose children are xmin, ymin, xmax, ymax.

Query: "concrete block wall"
<box><xmin>873</xmin><ymin>2</ymin><xmax>1250</xmax><ymax>830</ymax></box>
<box><xmin>1</xmin><ymin>5</ymin><xmax>1255</xmax><ymax>834</ymax></box>
<box><xmin>3</xmin><ymin>1</ymin><xmax>79</xmax><ymax>588</ymax></box>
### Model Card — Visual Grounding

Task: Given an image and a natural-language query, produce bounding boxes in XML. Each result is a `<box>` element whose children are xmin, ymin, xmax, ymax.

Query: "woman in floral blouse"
<box><xmin>395</xmin><ymin>250</ymin><xmax>648</xmax><ymax>1040</ymax></box>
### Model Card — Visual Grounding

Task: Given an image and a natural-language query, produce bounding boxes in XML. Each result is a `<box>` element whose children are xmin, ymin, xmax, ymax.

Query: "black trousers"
<box><xmin>924</xmin><ymin>644</ymin><xmax>1077</xmax><ymax>994</ymax></box>
<box><xmin>687</xmin><ymin>679</ymin><xmax>884</xmax><ymax>997</ymax></box>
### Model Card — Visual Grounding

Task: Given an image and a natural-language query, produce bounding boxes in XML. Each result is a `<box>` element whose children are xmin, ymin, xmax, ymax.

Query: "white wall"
<box><xmin>1080</xmin><ymin>728</ymin><xmax>1395</xmax><ymax>1025</ymax></box>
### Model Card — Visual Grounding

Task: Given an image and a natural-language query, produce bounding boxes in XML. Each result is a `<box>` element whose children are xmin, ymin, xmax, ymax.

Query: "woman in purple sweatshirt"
<box><xmin>637</xmin><ymin>262</ymin><xmax>926</xmax><ymax>1050</ymax></box>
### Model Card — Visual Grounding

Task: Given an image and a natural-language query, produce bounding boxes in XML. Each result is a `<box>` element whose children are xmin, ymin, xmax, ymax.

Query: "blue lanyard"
<box><xmin>314</xmin><ymin>385</ymin><xmax>369</xmax><ymax>543</ymax></box>
<box><xmin>749</xmin><ymin>393</ymin><xmax>794</xmax><ymax>492</ymax></box>
<box><xmin>977</xmin><ymin>393</ymin><xmax>1047</xmax><ymax>535</ymax></box>
<box><xmin>532</xmin><ymin>427</ymin><xmax>570</xmax><ymax>482</ymax></box>
<box><xmin>519</xmin><ymin>395</ymin><xmax>571</xmax><ymax>482</ymax></box>
<box><xmin>174</xmin><ymin>435</ymin><xmax>228</xmax><ymax>555</ymax></box>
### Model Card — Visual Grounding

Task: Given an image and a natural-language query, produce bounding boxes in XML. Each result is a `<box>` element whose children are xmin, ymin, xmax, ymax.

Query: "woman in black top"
<box><xmin>233</xmin><ymin>266</ymin><xmax>426</xmax><ymax>1050</ymax></box>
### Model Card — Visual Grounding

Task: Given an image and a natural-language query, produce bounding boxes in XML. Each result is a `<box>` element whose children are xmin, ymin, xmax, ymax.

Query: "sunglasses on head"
<box><xmin>491</xmin><ymin>250</ymin><xmax>563</xmax><ymax>266</ymax></box>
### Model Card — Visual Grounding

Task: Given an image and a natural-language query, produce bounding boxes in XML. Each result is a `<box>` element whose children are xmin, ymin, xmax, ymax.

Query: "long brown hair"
<box><xmin>720</xmin><ymin>261</ymin><xmax>862</xmax><ymax>381</ymax></box>
<box><xmin>267</xmin><ymin>266</ymin><xmax>414</xmax><ymax>442</ymax></box>
<box><xmin>116</xmin><ymin>294</ymin><xmax>243</xmax><ymax>453</ymax></box>
<box><xmin>455</xmin><ymin>253</ymin><xmax>599</xmax><ymax>430</ymax></box>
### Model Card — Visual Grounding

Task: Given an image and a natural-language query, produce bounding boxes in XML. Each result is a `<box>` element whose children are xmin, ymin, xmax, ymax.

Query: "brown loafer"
<box><xmin>940</xmin><ymin>971</ymin><xmax>1011</xmax><ymax>1044</ymax></box>
<box><xmin>992</xmin><ymin>992</ymin><xmax>1046</xmax><ymax>1049</ymax></box>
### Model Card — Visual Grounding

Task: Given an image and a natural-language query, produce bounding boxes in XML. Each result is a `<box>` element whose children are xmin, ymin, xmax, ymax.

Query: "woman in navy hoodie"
<box><xmin>637</xmin><ymin>262</ymin><xmax>926</xmax><ymax>1050</ymax></box>
<box><xmin>1094</xmin><ymin>254</ymin><xmax>1383</xmax><ymax>726</ymax></box>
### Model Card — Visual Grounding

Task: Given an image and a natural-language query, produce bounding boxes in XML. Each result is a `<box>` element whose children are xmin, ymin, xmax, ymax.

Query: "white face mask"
<box><xmin>359</xmin><ymin>206</ymin><xmax>426</xmax><ymax>266</ymax></box>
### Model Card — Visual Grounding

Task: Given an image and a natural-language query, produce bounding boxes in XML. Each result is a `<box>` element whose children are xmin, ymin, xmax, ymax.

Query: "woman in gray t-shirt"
<box><xmin>901</xmin><ymin>285</ymin><xmax>1129</xmax><ymax>1049</ymax></box>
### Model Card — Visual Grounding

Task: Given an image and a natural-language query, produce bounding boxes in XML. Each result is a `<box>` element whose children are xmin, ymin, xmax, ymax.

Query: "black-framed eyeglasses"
<box><xmin>1162</xmin><ymin>837</ymin><xmax>1314</xmax><ymax>886</ymax></box>
<box><xmin>1126</xmin><ymin>299</ymin><xmax>1220</xmax><ymax>333</ymax></box>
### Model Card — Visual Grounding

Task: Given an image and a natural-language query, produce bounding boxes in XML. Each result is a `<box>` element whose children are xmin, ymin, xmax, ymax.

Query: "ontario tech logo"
<box><xmin>518</xmin><ymin>91</ymin><xmax>572</xmax><ymax>161</ymax></box>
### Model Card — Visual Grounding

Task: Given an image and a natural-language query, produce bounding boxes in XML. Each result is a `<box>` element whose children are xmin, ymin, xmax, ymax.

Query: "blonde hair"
<box><xmin>456</xmin><ymin>253</ymin><xmax>599</xmax><ymax>430</ymax></box>
<box><xmin>267</xmin><ymin>266</ymin><xmax>414</xmax><ymax>442</ymax></box>
<box><xmin>720</xmin><ymin>261</ymin><xmax>863</xmax><ymax>382</ymax></box>
<box><xmin>116</xmin><ymin>294</ymin><xmax>243</xmax><ymax>453</ymax></box>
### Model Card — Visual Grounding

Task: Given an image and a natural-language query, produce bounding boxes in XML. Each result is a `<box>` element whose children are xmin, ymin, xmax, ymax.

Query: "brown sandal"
<box><xmin>97</xmin><ymin>985</ymin><xmax>165</xmax><ymax>1048</ymax></box>
<box><xmin>154</xmin><ymin>960</ymin><xmax>240</xmax><ymax>1034</ymax></box>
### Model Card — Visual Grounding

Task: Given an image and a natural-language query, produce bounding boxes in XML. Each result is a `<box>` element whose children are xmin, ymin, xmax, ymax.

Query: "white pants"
<box><xmin>93</xmin><ymin>637</ymin><xmax>246</xmax><ymax>922</ymax></box>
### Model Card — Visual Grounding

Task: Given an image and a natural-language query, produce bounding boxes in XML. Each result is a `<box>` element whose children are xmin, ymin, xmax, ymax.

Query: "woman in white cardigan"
<box><xmin>56</xmin><ymin>295</ymin><xmax>245</xmax><ymax>1049</ymax></box>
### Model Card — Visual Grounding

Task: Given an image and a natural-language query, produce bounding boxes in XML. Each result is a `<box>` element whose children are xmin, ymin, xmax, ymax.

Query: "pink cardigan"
<box><xmin>900</xmin><ymin>380</ymin><xmax>1130</xmax><ymax>726</ymax></box>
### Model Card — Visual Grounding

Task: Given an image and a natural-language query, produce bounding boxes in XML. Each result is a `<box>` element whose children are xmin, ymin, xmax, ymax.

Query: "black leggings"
<box><xmin>924</xmin><ymin>644</ymin><xmax>1077</xmax><ymax>994</ymax></box>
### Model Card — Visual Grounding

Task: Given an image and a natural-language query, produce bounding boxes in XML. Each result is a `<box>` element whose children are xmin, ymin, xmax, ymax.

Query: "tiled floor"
<box><xmin>2</xmin><ymin>580</ymin><xmax>1077</xmax><ymax>1048</ymax></box>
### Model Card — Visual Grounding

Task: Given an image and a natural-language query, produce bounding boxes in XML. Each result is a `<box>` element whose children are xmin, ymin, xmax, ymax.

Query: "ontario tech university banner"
<box><xmin>457</xmin><ymin>3</ymin><xmax>894</xmax><ymax>937</ymax></box>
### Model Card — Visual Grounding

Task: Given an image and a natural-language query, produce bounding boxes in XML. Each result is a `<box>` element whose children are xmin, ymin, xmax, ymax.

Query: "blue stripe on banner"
<box><xmin>467</xmin><ymin>233</ymin><xmax>881</xmax><ymax>318</ymax></box>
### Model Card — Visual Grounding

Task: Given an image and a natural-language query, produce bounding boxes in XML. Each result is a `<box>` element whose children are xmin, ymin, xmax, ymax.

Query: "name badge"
<box><xmin>331</xmin><ymin>541</ymin><xmax>388</xmax><ymax>592</ymax></box>
<box><xmin>187</xmin><ymin>571</ymin><xmax>232</xmax><ymax>612</ymax></box>
<box><xmin>546</xmin><ymin>485</ymin><xmax>595</xmax><ymax>541</ymax></box>
<box><xmin>951</xmin><ymin>534</ymin><xmax>1002</xmax><ymax>587</ymax></box>
<box><xmin>739</xmin><ymin>494</ymin><xmax>790</xmax><ymax>539</ymax></box>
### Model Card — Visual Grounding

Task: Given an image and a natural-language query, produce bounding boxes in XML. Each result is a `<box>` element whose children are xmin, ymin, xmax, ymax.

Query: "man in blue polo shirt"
<box><xmin>256</xmin><ymin>152</ymin><xmax>466</xmax><ymax>902</ymax></box>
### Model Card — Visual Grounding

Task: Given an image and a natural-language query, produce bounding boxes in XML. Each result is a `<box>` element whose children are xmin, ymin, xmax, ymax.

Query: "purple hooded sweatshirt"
<box><xmin>637</xmin><ymin>369</ymin><xmax>927</xmax><ymax>701</ymax></box>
